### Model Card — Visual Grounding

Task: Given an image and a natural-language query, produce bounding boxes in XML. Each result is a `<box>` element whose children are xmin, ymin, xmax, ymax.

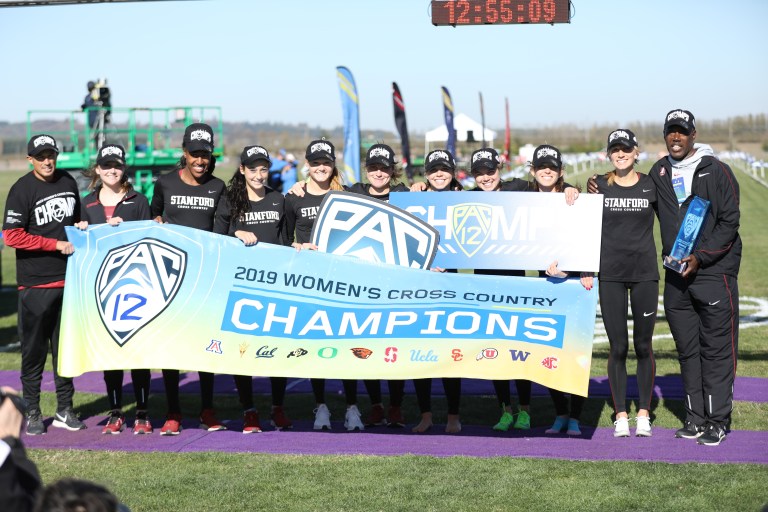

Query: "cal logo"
<box><xmin>95</xmin><ymin>238</ymin><xmax>186</xmax><ymax>346</ymax></box>
<box><xmin>310</xmin><ymin>192</ymin><xmax>439</xmax><ymax>269</ymax></box>
<box><xmin>452</xmin><ymin>203</ymin><xmax>492</xmax><ymax>257</ymax></box>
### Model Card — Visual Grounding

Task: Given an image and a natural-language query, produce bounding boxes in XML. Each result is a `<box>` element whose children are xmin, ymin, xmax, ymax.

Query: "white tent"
<box><xmin>424</xmin><ymin>113</ymin><xmax>496</xmax><ymax>154</ymax></box>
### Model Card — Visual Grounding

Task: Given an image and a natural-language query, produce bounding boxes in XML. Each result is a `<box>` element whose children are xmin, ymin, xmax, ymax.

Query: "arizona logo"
<box><xmin>452</xmin><ymin>203</ymin><xmax>492</xmax><ymax>258</ymax></box>
<box><xmin>351</xmin><ymin>347</ymin><xmax>373</xmax><ymax>359</ymax></box>
<box><xmin>95</xmin><ymin>238</ymin><xmax>186</xmax><ymax>346</ymax></box>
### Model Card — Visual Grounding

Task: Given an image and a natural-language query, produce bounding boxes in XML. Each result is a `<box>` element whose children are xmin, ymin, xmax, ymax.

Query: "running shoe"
<box><xmin>387</xmin><ymin>405</ymin><xmax>405</xmax><ymax>428</ymax></box>
<box><xmin>270</xmin><ymin>406</ymin><xmax>293</xmax><ymax>430</ymax></box>
<box><xmin>52</xmin><ymin>407</ymin><xmax>87</xmax><ymax>431</ymax></box>
<box><xmin>26</xmin><ymin>409</ymin><xmax>46</xmax><ymax>436</ymax></box>
<box><xmin>313</xmin><ymin>404</ymin><xmax>331</xmax><ymax>430</ymax></box>
<box><xmin>200</xmin><ymin>409</ymin><xmax>226</xmax><ymax>431</ymax></box>
<box><xmin>545</xmin><ymin>416</ymin><xmax>568</xmax><ymax>434</ymax></box>
<box><xmin>674</xmin><ymin>421</ymin><xmax>704</xmax><ymax>439</ymax></box>
<box><xmin>613</xmin><ymin>417</ymin><xmax>630</xmax><ymax>437</ymax></box>
<box><xmin>635</xmin><ymin>416</ymin><xmax>652</xmax><ymax>437</ymax></box>
<box><xmin>513</xmin><ymin>410</ymin><xmax>531</xmax><ymax>430</ymax></box>
<box><xmin>133</xmin><ymin>411</ymin><xmax>153</xmax><ymax>435</ymax></box>
<box><xmin>160</xmin><ymin>413</ymin><xmax>183</xmax><ymax>436</ymax></box>
<box><xmin>493</xmin><ymin>410</ymin><xmax>515</xmax><ymax>431</ymax></box>
<box><xmin>365</xmin><ymin>404</ymin><xmax>387</xmax><ymax>427</ymax></box>
<box><xmin>242</xmin><ymin>409</ymin><xmax>262</xmax><ymax>434</ymax></box>
<box><xmin>344</xmin><ymin>405</ymin><xmax>365</xmax><ymax>431</ymax></box>
<box><xmin>102</xmin><ymin>410</ymin><xmax>125</xmax><ymax>435</ymax></box>
<box><xmin>697</xmin><ymin>423</ymin><xmax>726</xmax><ymax>446</ymax></box>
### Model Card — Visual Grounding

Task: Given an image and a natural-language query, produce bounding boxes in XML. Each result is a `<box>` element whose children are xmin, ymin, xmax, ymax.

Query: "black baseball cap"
<box><xmin>240</xmin><ymin>145</ymin><xmax>271</xmax><ymax>167</ymax></box>
<box><xmin>664</xmin><ymin>109</ymin><xmax>696</xmax><ymax>134</ymax></box>
<box><xmin>305</xmin><ymin>139</ymin><xmax>335</xmax><ymax>161</ymax></box>
<box><xmin>27</xmin><ymin>134</ymin><xmax>59</xmax><ymax>157</ymax></box>
<box><xmin>424</xmin><ymin>149</ymin><xmax>455</xmax><ymax>172</ymax></box>
<box><xmin>531</xmin><ymin>144</ymin><xmax>563</xmax><ymax>168</ymax></box>
<box><xmin>96</xmin><ymin>144</ymin><xmax>126</xmax><ymax>166</ymax></box>
<box><xmin>606</xmin><ymin>129</ymin><xmax>638</xmax><ymax>150</ymax></box>
<box><xmin>365</xmin><ymin>143</ymin><xmax>396</xmax><ymax>168</ymax></box>
<box><xmin>183</xmin><ymin>123</ymin><xmax>214</xmax><ymax>153</ymax></box>
<box><xmin>470</xmin><ymin>148</ymin><xmax>501</xmax><ymax>172</ymax></box>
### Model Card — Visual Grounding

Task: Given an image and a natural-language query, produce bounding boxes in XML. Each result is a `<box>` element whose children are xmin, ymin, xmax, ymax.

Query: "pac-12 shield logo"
<box><xmin>683</xmin><ymin>214</ymin><xmax>699</xmax><ymax>238</ymax></box>
<box><xmin>310</xmin><ymin>191</ymin><xmax>439</xmax><ymax>269</ymax></box>
<box><xmin>452</xmin><ymin>203</ymin><xmax>492</xmax><ymax>257</ymax></box>
<box><xmin>95</xmin><ymin>238</ymin><xmax>187</xmax><ymax>346</ymax></box>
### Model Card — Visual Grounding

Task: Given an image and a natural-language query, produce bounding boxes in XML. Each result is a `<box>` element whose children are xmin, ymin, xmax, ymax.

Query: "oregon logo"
<box><xmin>95</xmin><ymin>238</ymin><xmax>187</xmax><ymax>346</ymax></box>
<box><xmin>452</xmin><ymin>203</ymin><xmax>492</xmax><ymax>257</ymax></box>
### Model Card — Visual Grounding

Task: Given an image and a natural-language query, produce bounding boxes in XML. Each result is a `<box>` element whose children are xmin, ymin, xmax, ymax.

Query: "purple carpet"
<box><xmin>21</xmin><ymin>415</ymin><xmax>768</xmax><ymax>465</ymax></box>
<box><xmin>1</xmin><ymin>371</ymin><xmax>766</xmax><ymax>403</ymax></box>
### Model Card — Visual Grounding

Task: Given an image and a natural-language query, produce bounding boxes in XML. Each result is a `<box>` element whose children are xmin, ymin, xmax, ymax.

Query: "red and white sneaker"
<box><xmin>102</xmin><ymin>411</ymin><xmax>125</xmax><ymax>435</ymax></box>
<box><xmin>270</xmin><ymin>406</ymin><xmax>293</xmax><ymax>430</ymax></box>
<box><xmin>242</xmin><ymin>410</ymin><xmax>262</xmax><ymax>434</ymax></box>
<box><xmin>160</xmin><ymin>413</ymin><xmax>183</xmax><ymax>436</ymax></box>
<box><xmin>387</xmin><ymin>405</ymin><xmax>405</xmax><ymax>428</ymax></box>
<box><xmin>133</xmin><ymin>412</ymin><xmax>153</xmax><ymax>435</ymax></box>
<box><xmin>200</xmin><ymin>408</ymin><xmax>226</xmax><ymax>431</ymax></box>
<box><xmin>365</xmin><ymin>404</ymin><xmax>388</xmax><ymax>427</ymax></box>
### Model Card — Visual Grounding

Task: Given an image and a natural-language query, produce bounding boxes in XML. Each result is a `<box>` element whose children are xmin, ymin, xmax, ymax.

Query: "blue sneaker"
<box><xmin>545</xmin><ymin>416</ymin><xmax>568</xmax><ymax>434</ymax></box>
<box><xmin>566</xmin><ymin>418</ymin><xmax>581</xmax><ymax>436</ymax></box>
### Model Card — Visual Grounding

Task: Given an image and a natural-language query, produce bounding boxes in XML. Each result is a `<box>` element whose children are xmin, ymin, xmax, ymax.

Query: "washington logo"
<box><xmin>95</xmin><ymin>238</ymin><xmax>186</xmax><ymax>346</ymax></box>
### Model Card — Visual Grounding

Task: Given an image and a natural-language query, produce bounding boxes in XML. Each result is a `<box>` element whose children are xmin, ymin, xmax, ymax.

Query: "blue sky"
<box><xmin>1</xmin><ymin>0</ymin><xmax>766</xmax><ymax>132</ymax></box>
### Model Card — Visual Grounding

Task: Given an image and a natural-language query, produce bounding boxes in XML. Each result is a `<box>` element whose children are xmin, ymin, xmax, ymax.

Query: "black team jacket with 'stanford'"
<box><xmin>649</xmin><ymin>152</ymin><xmax>741</xmax><ymax>277</ymax></box>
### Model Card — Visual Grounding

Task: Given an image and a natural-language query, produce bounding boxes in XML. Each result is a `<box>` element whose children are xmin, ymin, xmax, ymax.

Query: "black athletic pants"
<box><xmin>414</xmin><ymin>378</ymin><xmax>461</xmax><ymax>415</ymax></box>
<box><xmin>363</xmin><ymin>380</ymin><xmax>405</xmax><ymax>407</ymax></box>
<box><xmin>600</xmin><ymin>280</ymin><xmax>658</xmax><ymax>414</ymax></box>
<box><xmin>103</xmin><ymin>369</ymin><xmax>151</xmax><ymax>410</ymax></box>
<box><xmin>664</xmin><ymin>271</ymin><xmax>739</xmax><ymax>428</ymax></box>
<box><xmin>18</xmin><ymin>287</ymin><xmax>74</xmax><ymax>412</ymax></box>
<box><xmin>233</xmin><ymin>376</ymin><xmax>288</xmax><ymax>410</ymax></box>
<box><xmin>162</xmin><ymin>370</ymin><xmax>216</xmax><ymax>414</ymax></box>
<box><xmin>493</xmin><ymin>379</ymin><xmax>531</xmax><ymax>408</ymax></box>
<box><xmin>311</xmin><ymin>378</ymin><xmax>358</xmax><ymax>405</ymax></box>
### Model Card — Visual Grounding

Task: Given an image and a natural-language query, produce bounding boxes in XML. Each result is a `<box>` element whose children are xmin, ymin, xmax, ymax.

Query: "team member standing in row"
<box><xmin>284</xmin><ymin>140</ymin><xmax>366</xmax><ymax>432</ymax></box>
<box><xmin>151</xmin><ymin>123</ymin><xmax>226</xmax><ymax>435</ymax></box>
<box><xmin>213</xmin><ymin>145</ymin><xmax>293</xmax><ymax>433</ymax></box>
<box><xmin>2</xmin><ymin>134</ymin><xmax>86</xmax><ymax>435</ymax></box>
<box><xmin>593</xmin><ymin>130</ymin><xmax>658</xmax><ymax>438</ymax></box>
<box><xmin>76</xmin><ymin>144</ymin><xmax>154</xmax><ymax>435</ymax></box>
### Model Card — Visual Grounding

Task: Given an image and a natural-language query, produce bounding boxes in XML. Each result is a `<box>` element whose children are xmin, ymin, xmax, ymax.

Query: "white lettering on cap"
<box><xmin>667</xmin><ymin>110</ymin><xmax>690</xmax><ymax>122</ymax></box>
<box><xmin>34</xmin><ymin>135</ymin><xmax>56</xmax><ymax>148</ymax></box>
<box><xmin>369</xmin><ymin>147</ymin><xmax>391</xmax><ymax>159</ymax></box>
<box><xmin>429</xmin><ymin>151</ymin><xmax>450</xmax><ymax>162</ymax></box>
<box><xmin>246</xmin><ymin>146</ymin><xmax>268</xmax><ymax>158</ymax></box>
<box><xmin>609</xmin><ymin>130</ymin><xmax>630</xmax><ymax>143</ymax></box>
<box><xmin>101</xmin><ymin>146</ymin><xmax>123</xmax><ymax>158</ymax></box>
<box><xmin>311</xmin><ymin>142</ymin><xmax>332</xmax><ymax>154</ymax></box>
<box><xmin>190</xmin><ymin>129</ymin><xmax>212</xmax><ymax>142</ymax></box>
<box><xmin>472</xmin><ymin>150</ymin><xmax>492</xmax><ymax>163</ymax></box>
<box><xmin>536</xmin><ymin>147</ymin><xmax>559</xmax><ymax>159</ymax></box>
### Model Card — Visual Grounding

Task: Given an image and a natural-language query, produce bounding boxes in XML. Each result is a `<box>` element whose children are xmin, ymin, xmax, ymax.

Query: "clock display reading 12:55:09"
<box><xmin>431</xmin><ymin>0</ymin><xmax>570</xmax><ymax>26</ymax></box>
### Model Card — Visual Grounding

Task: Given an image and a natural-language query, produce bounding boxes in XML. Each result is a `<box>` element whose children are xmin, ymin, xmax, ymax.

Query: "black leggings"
<box><xmin>104</xmin><ymin>369</ymin><xmax>151</xmax><ymax>410</ymax></box>
<box><xmin>311</xmin><ymin>378</ymin><xmax>358</xmax><ymax>405</ymax></box>
<box><xmin>549</xmin><ymin>389</ymin><xmax>585</xmax><ymax>420</ymax></box>
<box><xmin>233</xmin><ymin>376</ymin><xmax>288</xmax><ymax>410</ymax></box>
<box><xmin>162</xmin><ymin>370</ymin><xmax>215</xmax><ymax>413</ymax></box>
<box><xmin>493</xmin><ymin>379</ymin><xmax>531</xmax><ymax>407</ymax></box>
<box><xmin>600</xmin><ymin>280</ymin><xmax>658</xmax><ymax>414</ymax></box>
<box><xmin>414</xmin><ymin>378</ymin><xmax>461</xmax><ymax>415</ymax></box>
<box><xmin>364</xmin><ymin>380</ymin><xmax>405</xmax><ymax>407</ymax></box>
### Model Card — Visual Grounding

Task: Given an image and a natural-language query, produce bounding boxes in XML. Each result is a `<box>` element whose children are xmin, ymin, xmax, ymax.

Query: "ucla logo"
<box><xmin>311</xmin><ymin>192</ymin><xmax>438</xmax><ymax>269</ymax></box>
<box><xmin>452</xmin><ymin>203</ymin><xmax>492</xmax><ymax>257</ymax></box>
<box><xmin>95</xmin><ymin>238</ymin><xmax>186</xmax><ymax>346</ymax></box>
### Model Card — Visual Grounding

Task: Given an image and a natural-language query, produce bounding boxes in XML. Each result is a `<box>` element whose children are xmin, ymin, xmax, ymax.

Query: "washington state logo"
<box><xmin>452</xmin><ymin>203</ymin><xmax>492</xmax><ymax>257</ymax></box>
<box><xmin>95</xmin><ymin>238</ymin><xmax>186</xmax><ymax>346</ymax></box>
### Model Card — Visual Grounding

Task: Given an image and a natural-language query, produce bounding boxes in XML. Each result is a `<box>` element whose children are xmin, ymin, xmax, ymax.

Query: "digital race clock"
<box><xmin>431</xmin><ymin>0</ymin><xmax>570</xmax><ymax>26</ymax></box>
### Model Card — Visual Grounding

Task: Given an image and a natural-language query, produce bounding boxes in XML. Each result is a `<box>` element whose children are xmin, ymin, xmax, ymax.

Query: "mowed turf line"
<box><xmin>0</xmin><ymin>165</ymin><xmax>766</xmax><ymax>511</ymax></box>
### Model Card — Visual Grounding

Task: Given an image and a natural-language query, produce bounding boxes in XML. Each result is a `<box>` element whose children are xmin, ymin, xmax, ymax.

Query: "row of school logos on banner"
<box><xmin>60</xmin><ymin>192</ymin><xmax>603</xmax><ymax>396</ymax></box>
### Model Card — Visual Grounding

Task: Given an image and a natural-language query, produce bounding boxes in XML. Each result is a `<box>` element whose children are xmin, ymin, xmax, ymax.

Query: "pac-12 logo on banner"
<box><xmin>95</xmin><ymin>238</ymin><xmax>187</xmax><ymax>346</ymax></box>
<box><xmin>310</xmin><ymin>191</ymin><xmax>439</xmax><ymax>269</ymax></box>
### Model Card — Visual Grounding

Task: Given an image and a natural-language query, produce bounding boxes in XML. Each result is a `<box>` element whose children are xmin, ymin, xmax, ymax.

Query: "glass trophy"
<box><xmin>663</xmin><ymin>196</ymin><xmax>710</xmax><ymax>274</ymax></box>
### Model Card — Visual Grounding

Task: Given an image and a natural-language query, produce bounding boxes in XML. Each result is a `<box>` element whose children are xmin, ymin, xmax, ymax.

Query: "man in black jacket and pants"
<box><xmin>649</xmin><ymin>109</ymin><xmax>741</xmax><ymax>446</ymax></box>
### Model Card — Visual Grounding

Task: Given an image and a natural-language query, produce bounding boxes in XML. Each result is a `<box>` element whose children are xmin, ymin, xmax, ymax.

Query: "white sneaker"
<box><xmin>613</xmin><ymin>417</ymin><xmax>630</xmax><ymax>437</ymax></box>
<box><xmin>313</xmin><ymin>404</ymin><xmax>331</xmax><ymax>430</ymax></box>
<box><xmin>344</xmin><ymin>405</ymin><xmax>365</xmax><ymax>431</ymax></box>
<box><xmin>635</xmin><ymin>416</ymin><xmax>652</xmax><ymax>437</ymax></box>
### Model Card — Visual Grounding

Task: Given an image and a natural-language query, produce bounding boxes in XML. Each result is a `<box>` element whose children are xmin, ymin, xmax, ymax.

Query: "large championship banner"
<box><xmin>59</xmin><ymin>221</ymin><xmax>598</xmax><ymax>396</ymax></box>
<box><xmin>389</xmin><ymin>191</ymin><xmax>603</xmax><ymax>271</ymax></box>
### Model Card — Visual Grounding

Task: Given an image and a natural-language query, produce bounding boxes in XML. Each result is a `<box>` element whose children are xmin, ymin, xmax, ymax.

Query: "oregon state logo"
<box><xmin>95</xmin><ymin>238</ymin><xmax>186</xmax><ymax>347</ymax></box>
<box><xmin>351</xmin><ymin>347</ymin><xmax>373</xmax><ymax>359</ymax></box>
<box><xmin>452</xmin><ymin>203</ymin><xmax>492</xmax><ymax>257</ymax></box>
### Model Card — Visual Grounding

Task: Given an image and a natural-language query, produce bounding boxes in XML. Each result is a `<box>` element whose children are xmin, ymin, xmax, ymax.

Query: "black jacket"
<box><xmin>649</xmin><ymin>154</ymin><xmax>741</xmax><ymax>277</ymax></box>
<box><xmin>81</xmin><ymin>187</ymin><xmax>151</xmax><ymax>224</ymax></box>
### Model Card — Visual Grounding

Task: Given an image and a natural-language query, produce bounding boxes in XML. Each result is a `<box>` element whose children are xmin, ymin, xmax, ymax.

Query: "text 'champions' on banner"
<box><xmin>59</xmin><ymin>221</ymin><xmax>599</xmax><ymax>396</ymax></box>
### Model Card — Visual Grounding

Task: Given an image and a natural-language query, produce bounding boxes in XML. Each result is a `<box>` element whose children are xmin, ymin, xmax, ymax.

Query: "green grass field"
<box><xmin>0</xmin><ymin>165</ymin><xmax>766</xmax><ymax>512</ymax></box>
